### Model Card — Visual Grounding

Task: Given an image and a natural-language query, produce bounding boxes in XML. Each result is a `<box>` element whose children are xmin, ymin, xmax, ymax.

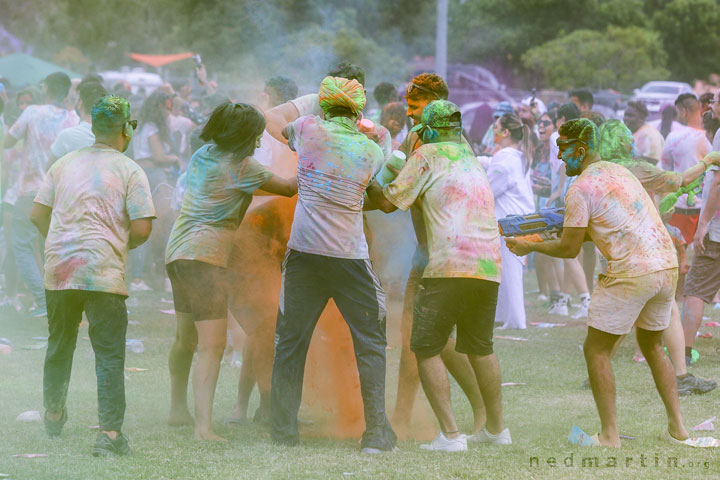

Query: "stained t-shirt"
<box><xmin>34</xmin><ymin>146</ymin><xmax>155</xmax><ymax>295</ymax></box>
<box><xmin>633</xmin><ymin>123</ymin><xmax>664</xmax><ymax>163</ymax></box>
<box><xmin>290</xmin><ymin>94</ymin><xmax>324</xmax><ymax>118</ymax></box>
<box><xmin>7</xmin><ymin>104</ymin><xmax>79</xmax><ymax>197</ymax></box>
<box><xmin>165</xmin><ymin>144</ymin><xmax>273</xmax><ymax>267</ymax></box>
<box><xmin>383</xmin><ymin>141</ymin><xmax>502</xmax><ymax>282</ymax></box>
<box><xmin>661</xmin><ymin>126</ymin><xmax>711</xmax><ymax>209</ymax></box>
<box><xmin>564</xmin><ymin>161</ymin><xmax>677</xmax><ymax>278</ymax></box>
<box><xmin>619</xmin><ymin>159</ymin><xmax>682</xmax><ymax>195</ymax></box>
<box><xmin>286</xmin><ymin>115</ymin><xmax>384</xmax><ymax>259</ymax></box>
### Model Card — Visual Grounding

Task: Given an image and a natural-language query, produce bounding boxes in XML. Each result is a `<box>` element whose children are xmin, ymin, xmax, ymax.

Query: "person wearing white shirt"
<box><xmin>486</xmin><ymin>113</ymin><xmax>535</xmax><ymax>329</ymax></box>
<box><xmin>50</xmin><ymin>82</ymin><xmax>107</xmax><ymax>164</ymax></box>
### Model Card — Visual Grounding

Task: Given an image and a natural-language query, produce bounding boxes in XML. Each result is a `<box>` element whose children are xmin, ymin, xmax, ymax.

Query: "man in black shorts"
<box><xmin>367</xmin><ymin>100</ymin><xmax>509</xmax><ymax>452</ymax></box>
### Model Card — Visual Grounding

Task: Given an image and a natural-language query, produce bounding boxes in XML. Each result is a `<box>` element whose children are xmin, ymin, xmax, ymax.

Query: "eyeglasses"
<box><xmin>128</xmin><ymin>119</ymin><xmax>138</xmax><ymax>130</ymax></box>
<box><xmin>406</xmin><ymin>82</ymin><xmax>440</xmax><ymax>100</ymax></box>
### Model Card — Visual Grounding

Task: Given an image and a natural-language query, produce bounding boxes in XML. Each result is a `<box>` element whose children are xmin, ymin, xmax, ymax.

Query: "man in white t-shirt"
<box><xmin>50</xmin><ymin>81</ymin><xmax>107</xmax><ymax>162</ymax></box>
<box><xmin>661</xmin><ymin>94</ymin><xmax>711</xmax><ymax>244</ymax></box>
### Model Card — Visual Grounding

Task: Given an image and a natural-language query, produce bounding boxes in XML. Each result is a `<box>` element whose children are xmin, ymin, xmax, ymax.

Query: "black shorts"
<box><xmin>166</xmin><ymin>260</ymin><xmax>228</xmax><ymax>320</ymax></box>
<box><xmin>411</xmin><ymin>278</ymin><xmax>499</xmax><ymax>357</ymax></box>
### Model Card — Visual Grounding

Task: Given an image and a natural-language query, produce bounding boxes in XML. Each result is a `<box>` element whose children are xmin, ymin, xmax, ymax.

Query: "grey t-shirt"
<box><xmin>706</xmin><ymin>131</ymin><xmax>720</xmax><ymax>242</ymax></box>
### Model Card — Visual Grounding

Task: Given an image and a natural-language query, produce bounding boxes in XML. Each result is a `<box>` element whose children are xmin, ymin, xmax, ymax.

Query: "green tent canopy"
<box><xmin>0</xmin><ymin>53</ymin><xmax>80</xmax><ymax>88</ymax></box>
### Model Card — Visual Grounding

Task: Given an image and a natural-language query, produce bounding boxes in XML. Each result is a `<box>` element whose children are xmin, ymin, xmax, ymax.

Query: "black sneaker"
<box><xmin>92</xmin><ymin>432</ymin><xmax>130</xmax><ymax>457</ymax></box>
<box><xmin>677</xmin><ymin>374</ymin><xmax>717</xmax><ymax>396</ymax></box>
<box><xmin>44</xmin><ymin>409</ymin><xmax>67</xmax><ymax>438</ymax></box>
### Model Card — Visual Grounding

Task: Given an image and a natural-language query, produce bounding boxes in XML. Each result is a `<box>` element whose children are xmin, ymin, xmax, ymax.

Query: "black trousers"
<box><xmin>270</xmin><ymin>250</ymin><xmax>396</xmax><ymax>450</ymax></box>
<box><xmin>43</xmin><ymin>289</ymin><xmax>128</xmax><ymax>432</ymax></box>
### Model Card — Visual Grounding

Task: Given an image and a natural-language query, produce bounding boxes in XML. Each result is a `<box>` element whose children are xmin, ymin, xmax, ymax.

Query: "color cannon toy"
<box><xmin>498</xmin><ymin>207</ymin><xmax>565</xmax><ymax>242</ymax></box>
<box><xmin>658</xmin><ymin>171</ymin><xmax>706</xmax><ymax>215</ymax></box>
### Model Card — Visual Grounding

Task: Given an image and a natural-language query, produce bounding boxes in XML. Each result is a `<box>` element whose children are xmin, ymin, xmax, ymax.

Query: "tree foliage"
<box><xmin>521</xmin><ymin>26</ymin><xmax>669</xmax><ymax>91</ymax></box>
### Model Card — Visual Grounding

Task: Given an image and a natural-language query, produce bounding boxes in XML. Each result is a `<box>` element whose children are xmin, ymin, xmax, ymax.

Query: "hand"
<box><xmin>385</xmin><ymin>162</ymin><xmax>401</xmax><ymax>176</ymax></box>
<box><xmin>693</xmin><ymin>223</ymin><xmax>708</xmax><ymax>255</ymax></box>
<box><xmin>704</xmin><ymin>151</ymin><xmax>720</xmax><ymax>167</ymax></box>
<box><xmin>195</xmin><ymin>64</ymin><xmax>208</xmax><ymax>85</ymax></box>
<box><xmin>680</xmin><ymin>260</ymin><xmax>690</xmax><ymax>275</ymax></box>
<box><xmin>505</xmin><ymin>237</ymin><xmax>532</xmax><ymax>256</ymax></box>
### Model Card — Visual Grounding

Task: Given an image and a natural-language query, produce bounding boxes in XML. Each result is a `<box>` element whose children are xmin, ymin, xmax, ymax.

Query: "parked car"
<box><xmin>632</xmin><ymin>81</ymin><xmax>693</xmax><ymax>113</ymax></box>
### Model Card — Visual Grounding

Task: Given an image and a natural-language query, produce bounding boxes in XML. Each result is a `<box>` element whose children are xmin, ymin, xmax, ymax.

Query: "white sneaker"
<box><xmin>420</xmin><ymin>432</ymin><xmax>467</xmax><ymax>452</ymax></box>
<box><xmin>130</xmin><ymin>280</ymin><xmax>152</xmax><ymax>292</ymax></box>
<box><xmin>537</xmin><ymin>294</ymin><xmax>549</xmax><ymax>303</ymax></box>
<box><xmin>549</xmin><ymin>294</ymin><xmax>569</xmax><ymax>316</ymax></box>
<box><xmin>572</xmin><ymin>294</ymin><xmax>590</xmax><ymax>319</ymax></box>
<box><xmin>467</xmin><ymin>427</ymin><xmax>512</xmax><ymax>445</ymax></box>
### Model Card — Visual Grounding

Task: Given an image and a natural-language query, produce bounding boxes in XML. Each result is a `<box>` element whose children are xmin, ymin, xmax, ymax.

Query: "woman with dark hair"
<box><xmin>164</xmin><ymin>103</ymin><xmax>297</xmax><ymax>441</ymax></box>
<box><xmin>486</xmin><ymin>112</ymin><xmax>535</xmax><ymax>329</ymax></box>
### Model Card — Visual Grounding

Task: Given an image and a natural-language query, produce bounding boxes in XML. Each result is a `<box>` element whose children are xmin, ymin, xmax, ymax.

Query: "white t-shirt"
<box><xmin>290</xmin><ymin>94</ymin><xmax>323</xmax><ymax>118</ymax></box>
<box><xmin>705</xmin><ymin>130</ymin><xmax>720</xmax><ymax>242</ymax></box>
<box><xmin>486</xmin><ymin>147</ymin><xmax>535</xmax><ymax>220</ymax></box>
<box><xmin>660</xmin><ymin>126</ymin><xmax>711</xmax><ymax>209</ymax></box>
<box><xmin>51</xmin><ymin>121</ymin><xmax>94</xmax><ymax>159</ymax></box>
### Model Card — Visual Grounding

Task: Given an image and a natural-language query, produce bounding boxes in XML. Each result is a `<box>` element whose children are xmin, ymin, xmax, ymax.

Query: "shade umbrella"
<box><xmin>0</xmin><ymin>53</ymin><xmax>79</xmax><ymax>87</ymax></box>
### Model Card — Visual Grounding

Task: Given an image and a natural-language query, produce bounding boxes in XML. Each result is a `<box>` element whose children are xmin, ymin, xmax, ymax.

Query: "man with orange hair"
<box><xmin>270</xmin><ymin>76</ymin><xmax>396</xmax><ymax>453</ymax></box>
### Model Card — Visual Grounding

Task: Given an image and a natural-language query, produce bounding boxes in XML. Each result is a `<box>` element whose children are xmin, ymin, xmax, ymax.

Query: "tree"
<box><xmin>653</xmin><ymin>0</ymin><xmax>720</xmax><ymax>81</ymax></box>
<box><xmin>521</xmin><ymin>26</ymin><xmax>669</xmax><ymax>91</ymax></box>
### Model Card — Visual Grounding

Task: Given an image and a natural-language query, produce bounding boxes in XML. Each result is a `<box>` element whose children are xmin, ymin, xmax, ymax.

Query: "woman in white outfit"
<box><xmin>486</xmin><ymin>113</ymin><xmax>536</xmax><ymax>329</ymax></box>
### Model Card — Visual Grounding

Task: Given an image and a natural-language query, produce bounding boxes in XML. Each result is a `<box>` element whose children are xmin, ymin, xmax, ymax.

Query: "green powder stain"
<box><xmin>476</xmin><ymin>258</ymin><xmax>499</xmax><ymax>277</ymax></box>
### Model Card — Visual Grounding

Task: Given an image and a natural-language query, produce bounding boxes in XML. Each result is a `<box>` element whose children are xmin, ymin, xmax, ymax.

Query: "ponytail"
<box><xmin>499</xmin><ymin>112</ymin><xmax>535</xmax><ymax>173</ymax></box>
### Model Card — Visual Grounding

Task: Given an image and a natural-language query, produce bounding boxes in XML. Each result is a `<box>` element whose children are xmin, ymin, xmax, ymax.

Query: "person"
<box><xmin>165</xmin><ymin>103</ymin><xmax>297</xmax><ymax>441</ymax></box>
<box><xmin>650</xmin><ymin>104</ymin><xmax>684</xmax><ymax>139</ymax></box>
<box><xmin>50</xmin><ymin>82</ymin><xmax>108</xmax><ymax>162</ymax></box>
<box><xmin>380</xmin><ymin>101</ymin><xmax>407</xmax><ymax>149</ymax></box>
<box><xmin>270</xmin><ymin>76</ymin><xmax>396</xmax><ymax>453</ymax></box>
<box><xmin>681</xmin><ymin>111</ymin><xmax>720</xmax><ymax>367</ymax></box>
<box><xmin>367</xmin><ymin>100</ymin><xmax>508</xmax><ymax>452</ymax></box>
<box><xmin>569</xmin><ymin>89</ymin><xmax>593</xmax><ymax>113</ymax></box>
<box><xmin>486</xmin><ymin>113</ymin><xmax>535</xmax><ymax>329</ymax></box>
<box><xmin>369</xmin><ymin>81</ymin><xmax>398</xmax><ymax>123</ymax></box>
<box><xmin>661</xmin><ymin>94</ymin><xmax>711</xmax><ymax>246</ymax></box>
<box><xmin>546</xmin><ymin>102</ymin><xmax>590</xmax><ymax>317</ymax></box>
<box><xmin>507</xmin><ymin>118</ymin><xmax>694</xmax><ymax>448</ymax></box>
<box><xmin>3</xmin><ymin>72</ymin><xmax>79</xmax><ymax>317</ymax></box>
<box><xmin>479</xmin><ymin>101</ymin><xmax>514</xmax><ymax>155</ymax></box>
<box><xmin>598</xmin><ymin>119</ymin><xmax>717</xmax><ymax>395</ymax></box>
<box><xmin>29</xmin><ymin>95</ymin><xmax>155</xmax><ymax>456</ymax></box>
<box><xmin>261</xmin><ymin>76</ymin><xmax>298</xmax><ymax>110</ymax></box>
<box><xmin>130</xmin><ymin>90</ymin><xmax>181</xmax><ymax>291</ymax></box>
<box><xmin>623</xmin><ymin>101</ymin><xmax>664</xmax><ymax>164</ymax></box>
<box><xmin>392</xmin><ymin>73</ymin><xmax>488</xmax><ymax>439</ymax></box>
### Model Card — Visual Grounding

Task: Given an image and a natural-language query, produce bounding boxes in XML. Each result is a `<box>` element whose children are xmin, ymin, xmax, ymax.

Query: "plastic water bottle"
<box><xmin>376</xmin><ymin>150</ymin><xmax>407</xmax><ymax>187</ymax></box>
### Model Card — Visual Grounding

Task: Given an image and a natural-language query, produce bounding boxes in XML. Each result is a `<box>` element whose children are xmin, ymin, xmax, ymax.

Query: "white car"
<box><xmin>632</xmin><ymin>81</ymin><xmax>693</xmax><ymax>113</ymax></box>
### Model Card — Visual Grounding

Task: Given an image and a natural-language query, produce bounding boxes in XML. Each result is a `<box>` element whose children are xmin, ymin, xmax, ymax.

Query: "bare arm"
<box><xmin>365</xmin><ymin>180</ymin><xmax>397</xmax><ymax>213</ymax></box>
<box><xmin>29</xmin><ymin>203</ymin><xmax>52</xmax><ymax>237</ymax></box>
<box><xmin>149</xmin><ymin>134</ymin><xmax>179</xmax><ymax>165</ymax></box>
<box><xmin>693</xmin><ymin>171</ymin><xmax>720</xmax><ymax>254</ymax></box>
<box><xmin>506</xmin><ymin>226</ymin><xmax>587</xmax><ymax>258</ymax></box>
<box><xmin>256</xmin><ymin>175</ymin><xmax>297</xmax><ymax>197</ymax></box>
<box><xmin>129</xmin><ymin>218</ymin><xmax>153</xmax><ymax>249</ymax></box>
<box><xmin>266</xmin><ymin>102</ymin><xmax>300</xmax><ymax>144</ymax></box>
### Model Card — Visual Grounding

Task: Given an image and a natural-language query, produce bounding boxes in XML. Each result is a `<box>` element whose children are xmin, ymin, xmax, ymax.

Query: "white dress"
<box><xmin>486</xmin><ymin>147</ymin><xmax>536</xmax><ymax>329</ymax></box>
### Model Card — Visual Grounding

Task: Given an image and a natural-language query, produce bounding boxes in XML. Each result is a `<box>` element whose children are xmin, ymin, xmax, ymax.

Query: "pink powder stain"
<box><xmin>53</xmin><ymin>257</ymin><xmax>89</xmax><ymax>285</ymax></box>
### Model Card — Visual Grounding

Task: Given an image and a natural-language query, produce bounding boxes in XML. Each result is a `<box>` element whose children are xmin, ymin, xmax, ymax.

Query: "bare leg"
<box><xmin>392</xmin><ymin>270</ymin><xmax>421</xmax><ymax>432</ymax></box>
<box><xmin>636</xmin><ymin>327</ymin><xmax>688</xmax><ymax>440</ymax></box>
<box><xmin>193</xmin><ymin>317</ymin><xmax>227</xmax><ymax>441</ymax></box>
<box><xmin>441</xmin><ymin>339</ymin><xmax>486</xmax><ymax>433</ymax></box>
<box><xmin>664</xmin><ymin>301</ymin><xmax>687</xmax><ymax>376</ymax></box>
<box><xmin>681</xmin><ymin>296</ymin><xmax>705</xmax><ymax>349</ymax></box>
<box><xmin>564</xmin><ymin>256</ymin><xmax>589</xmax><ymax>295</ymax></box>
<box><xmin>168</xmin><ymin>312</ymin><xmax>197</xmax><ymax>426</ymax></box>
<box><xmin>416</xmin><ymin>354</ymin><xmax>460</xmax><ymax>438</ymax></box>
<box><xmin>583</xmin><ymin>327</ymin><xmax>622</xmax><ymax>447</ymax></box>
<box><xmin>467</xmin><ymin>353</ymin><xmax>504</xmax><ymax>434</ymax></box>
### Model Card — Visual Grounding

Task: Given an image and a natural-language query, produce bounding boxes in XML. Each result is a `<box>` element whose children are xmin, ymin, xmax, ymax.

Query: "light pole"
<box><xmin>435</xmin><ymin>0</ymin><xmax>448</xmax><ymax>80</ymax></box>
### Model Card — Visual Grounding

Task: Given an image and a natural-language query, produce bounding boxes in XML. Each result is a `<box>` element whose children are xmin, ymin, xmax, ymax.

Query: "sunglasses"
<box><xmin>539</xmin><ymin>120</ymin><xmax>553</xmax><ymax>127</ymax></box>
<box><xmin>556</xmin><ymin>138</ymin><xmax>588</xmax><ymax>149</ymax></box>
<box><xmin>406</xmin><ymin>82</ymin><xmax>440</xmax><ymax>100</ymax></box>
<box><xmin>128</xmin><ymin>119</ymin><xmax>138</xmax><ymax>130</ymax></box>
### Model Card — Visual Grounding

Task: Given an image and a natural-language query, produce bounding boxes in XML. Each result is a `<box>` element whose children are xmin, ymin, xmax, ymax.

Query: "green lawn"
<box><xmin>1</xmin><ymin>287</ymin><xmax>718</xmax><ymax>480</ymax></box>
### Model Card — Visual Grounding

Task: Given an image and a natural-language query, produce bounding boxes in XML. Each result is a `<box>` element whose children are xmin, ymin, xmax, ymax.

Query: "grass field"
<box><xmin>1</xmin><ymin>284</ymin><xmax>719</xmax><ymax>480</ymax></box>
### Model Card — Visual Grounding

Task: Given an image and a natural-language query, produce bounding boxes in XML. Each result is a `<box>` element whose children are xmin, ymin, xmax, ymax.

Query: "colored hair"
<box><xmin>78</xmin><ymin>82</ymin><xmax>108</xmax><ymax>115</ymax></box>
<box><xmin>598</xmin><ymin>119</ymin><xmax>634</xmax><ymax>163</ymax></box>
<box><xmin>327</xmin><ymin>61</ymin><xmax>365</xmax><ymax>87</ymax></box>
<box><xmin>139</xmin><ymin>91</ymin><xmax>172</xmax><ymax>142</ymax></box>
<box><xmin>200</xmin><ymin>102</ymin><xmax>265</xmax><ymax>159</ymax></box>
<box><xmin>499</xmin><ymin>112</ymin><xmax>534</xmax><ymax>172</ymax></box>
<box><xmin>569</xmin><ymin>89</ymin><xmax>594</xmax><ymax>108</ymax></box>
<box><xmin>406</xmin><ymin>73</ymin><xmax>449</xmax><ymax>101</ymax></box>
<box><xmin>556</xmin><ymin>102</ymin><xmax>581</xmax><ymax>124</ymax></box>
<box><xmin>43</xmin><ymin>72</ymin><xmax>71</xmax><ymax>103</ymax></box>
<box><xmin>264</xmin><ymin>76</ymin><xmax>298</xmax><ymax>105</ymax></box>
<box><xmin>558</xmin><ymin>118</ymin><xmax>599</xmax><ymax>151</ymax></box>
<box><xmin>91</xmin><ymin>95</ymin><xmax>131</xmax><ymax>136</ymax></box>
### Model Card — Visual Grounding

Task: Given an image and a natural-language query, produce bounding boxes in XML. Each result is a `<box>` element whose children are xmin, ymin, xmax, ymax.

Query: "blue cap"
<box><xmin>493</xmin><ymin>101</ymin><xmax>513</xmax><ymax>118</ymax></box>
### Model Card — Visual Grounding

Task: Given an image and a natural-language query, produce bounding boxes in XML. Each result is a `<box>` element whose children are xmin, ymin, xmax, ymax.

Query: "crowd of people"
<box><xmin>1</xmin><ymin>60</ymin><xmax>719</xmax><ymax>456</ymax></box>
